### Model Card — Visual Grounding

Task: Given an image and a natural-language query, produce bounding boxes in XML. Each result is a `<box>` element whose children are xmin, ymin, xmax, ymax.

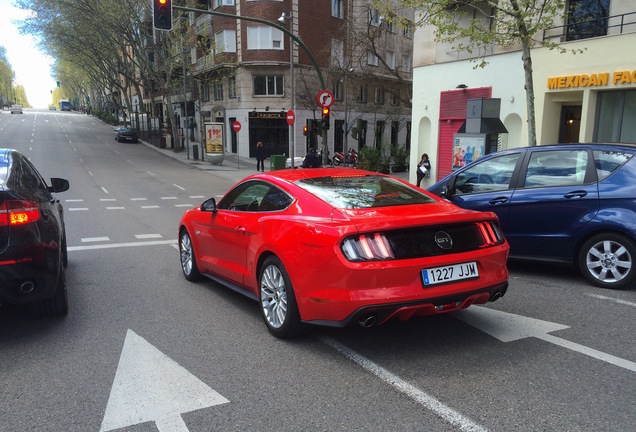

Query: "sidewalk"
<box><xmin>139</xmin><ymin>139</ymin><xmax>412</xmax><ymax>185</ymax></box>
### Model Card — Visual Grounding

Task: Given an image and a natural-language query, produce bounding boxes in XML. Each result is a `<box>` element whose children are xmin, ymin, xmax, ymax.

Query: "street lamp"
<box><xmin>278</xmin><ymin>11</ymin><xmax>295</xmax><ymax>168</ymax></box>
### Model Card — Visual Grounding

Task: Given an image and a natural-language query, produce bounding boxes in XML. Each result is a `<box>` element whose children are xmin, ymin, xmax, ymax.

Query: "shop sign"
<box><xmin>249</xmin><ymin>111</ymin><xmax>285</xmax><ymax>119</ymax></box>
<box><xmin>548</xmin><ymin>69</ymin><xmax>636</xmax><ymax>89</ymax></box>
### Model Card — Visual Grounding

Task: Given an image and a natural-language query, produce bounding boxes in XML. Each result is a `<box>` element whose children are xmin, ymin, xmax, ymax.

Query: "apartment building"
<box><xmin>410</xmin><ymin>0</ymin><xmax>636</xmax><ymax>183</ymax></box>
<box><xmin>171</xmin><ymin>0</ymin><xmax>413</xmax><ymax>162</ymax></box>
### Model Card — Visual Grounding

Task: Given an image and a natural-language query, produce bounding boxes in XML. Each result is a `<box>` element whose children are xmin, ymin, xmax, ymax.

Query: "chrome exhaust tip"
<box><xmin>358</xmin><ymin>315</ymin><xmax>377</xmax><ymax>328</ymax></box>
<box><xmin>20</xmin><ymin>281</ymin><xmax>35</xmax><ymax>294</ymax></box>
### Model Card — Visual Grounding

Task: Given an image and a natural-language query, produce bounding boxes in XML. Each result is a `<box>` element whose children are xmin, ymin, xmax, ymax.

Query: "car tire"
<box><xmin>179</xmin><ymin>229</ymin><xmax>202</xmax><ymax>281</ymax></box>
<box><xmin>259</xmin><ymin>256</ymin><xmax>303</xmax><ymax>339</ymax></box>
<box><xmin>578</xmin><ymin>233</ymin><xmax>636</xmax><ymax>290</ymax></box>
<box><xmin>32</xmin><ymin>265</ymin><xmax>68</xmax><ymax>317</ymax></box>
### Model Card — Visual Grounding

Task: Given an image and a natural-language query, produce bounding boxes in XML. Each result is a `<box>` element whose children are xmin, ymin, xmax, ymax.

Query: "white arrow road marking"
<box><xmin>456</xmin><ymin>307</ymin><xmax>636</xmax><ymax>373</ymax></box>
<box><xmin>100</xmin><ymin>330</ymin><xmax>229</xmax><ymax>432</ymax></box>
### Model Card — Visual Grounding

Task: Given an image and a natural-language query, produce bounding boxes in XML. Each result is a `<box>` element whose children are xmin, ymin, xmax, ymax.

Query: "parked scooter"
<box><xmin>332</xmin><ymin>148</ymin><xmax>357</xmax><ymax>166</ymax></box>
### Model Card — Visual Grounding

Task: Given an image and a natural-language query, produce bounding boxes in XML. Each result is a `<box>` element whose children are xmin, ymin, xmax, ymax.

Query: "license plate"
<box><xmin>422</xmin><ymin>261</ymin><xmax>479</xmax><ymax>286</ymax></box>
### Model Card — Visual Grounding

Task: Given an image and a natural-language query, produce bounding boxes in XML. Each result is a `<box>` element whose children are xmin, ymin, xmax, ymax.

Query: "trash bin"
<box><xmin>192</xmin><ymin>143</ymin><xmax>199</xmax><ymax>160</ymax></box>
<box><xmin>270</xmin><ymin>155</ymin><xmax>286</xmax><ymax>171</ymax></box>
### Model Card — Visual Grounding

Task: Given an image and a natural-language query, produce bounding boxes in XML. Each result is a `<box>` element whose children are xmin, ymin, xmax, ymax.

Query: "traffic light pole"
<box><xmin>173</xmin><ymin>6</ymin><xmax>330</xmax><ymax>166</ymax></box>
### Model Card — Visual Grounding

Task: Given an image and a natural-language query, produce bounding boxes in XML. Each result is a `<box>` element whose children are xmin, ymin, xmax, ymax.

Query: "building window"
<box><xmin>386</xmin><ymin>51</ymin><xmax>395</xmax><ymax>69</ymax></box>
<box><xmin>332</xmin><ymin>0</ymin><xmax>343</xmax><ymax>19</ymax></box>
<box><xmin>367</xmin><ymin>51</ymin><xmax>379</xmax><ymax>66</ymax></box>
<box><xmin>332</xmin><ymin>80</ymin><xmax>343</xmax><ymax>101</ymax></box>
<box><xmin>595</xmin><ymin>90</ymin><xmax>636</xmax><ymax>143</ymax></box>
<box><xmin>386</xmin><ymin>21</ymin><xmax>395</xmax><ymax>33</ymax></box>
<box><xmin>247</xmin><ymin>26</ymin><xmax>284</xmax><ymax>50</ymax></box>
<box><xmin>228</xmin><ymin>76</ymin><xmax>236</xmax><ymax>99</ymax></box>
<box><xmin>391</xmin><ymin>91</ymin><xmax>400</xmax><ymax>106</ymax></box>
<box><xmin>331</xmin><ymin>39</ymin><xmax>344</xmax><ymax>68</ymax></box>
<box><xmin>356</xmin><ymin>84</ymin><xmax>367</xmax><ymax>103</ymax></box>
<box><xmin>402</xmin><ymin>55</ymin><xmax>412</xmax><ymax>73</ymax></box>
<box><xmin>214</xmin><ymin>82</ymin><xmax>223</xmax><ymax>101</ymax></box>
<box><xmin>374</xmin><ymin>87</ymin><xmax>384</xmax><ymax>105</ymax></box>
<box><xmin>215</xmin><ymin>29</ymin><xmax>236</xmax><ymax>53</ymax></box>
<box><xmin>253</xmin><ymin>75</ymin><xmax>284</xmax><ymax>96</ymax></box>
<box><xmin>402</xmin><ymin>21</ymin><xmax>414</xmax><ymax>38</ymax></box>
<box><xmin>369</xmin><ymin>8</ymin><xmax>381</xmax><ymax>27</ymax></box>
<box><xmin>214</xmin><ymin>0</ymin><xmax>234</xmax><ymax>7</ymax></box>
<box><xmin>566</xmin><ymin>0</ymin><xmax>610</xmax><ymax>41</ymax></box>
<box><xmin>202</xmin><ymin>82</ymin><xmax>210</xmax><ymax>102</ymax></box>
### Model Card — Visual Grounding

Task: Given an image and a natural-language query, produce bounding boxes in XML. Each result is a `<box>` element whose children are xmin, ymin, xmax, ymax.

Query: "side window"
<box><xmin>523</xmin><ymin>150</ymin><xmax>589</xmax><ymax>188</ymax></box>
<box><xmin>17</xmin><ymin>157</ymin><xmax>47</xmax><ymax>192</ymax></box>
<box><xmin>454</xmin><ymin>154</ymin><xmax>520</xmax><ymax>195</ymax></box>
<box><xmin>594</xmin><ymin>150</ymin><xmax>633</xmax><ymax>181</ymax></box>
<box><xmin>258</xmin><ymin>187</ymin><xmax>293</xmax><ymax>212</ymax></box>
<box><xmin>218</xmin><ymin>181</ymin><xmax>271</xmax><ymax>212</ymax></box>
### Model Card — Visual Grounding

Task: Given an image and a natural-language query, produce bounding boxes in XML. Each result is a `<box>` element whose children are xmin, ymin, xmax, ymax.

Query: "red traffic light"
<box><xmin>303</xmin><ymin>125</ymin><xmax>308</xmax><ymax>136</ymax></box>
<box><xmin>153</xmin><ymin>0</ymin><xmax>172</xmax><ymax>31</ymax></box>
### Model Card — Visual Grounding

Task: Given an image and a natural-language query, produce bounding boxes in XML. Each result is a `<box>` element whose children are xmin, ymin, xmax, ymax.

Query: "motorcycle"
<box><xmin>332</xmin><ymin>148</ymin><xmax>357</xmax><ymax>166</ymax></box>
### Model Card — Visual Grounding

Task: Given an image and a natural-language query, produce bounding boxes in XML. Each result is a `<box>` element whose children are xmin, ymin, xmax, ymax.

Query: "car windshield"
<box><xmin>295</xmin><ymin>175</ymin><xmax>435</xmax><ymax>209</ymax></box>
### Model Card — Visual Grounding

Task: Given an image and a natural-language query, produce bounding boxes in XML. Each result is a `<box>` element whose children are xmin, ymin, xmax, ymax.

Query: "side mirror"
<box><xmin>49</xmin><ymin>178</ymin><xmax>70</xmax><ymax>193</ymax></box>
<box><xmin>441</xmin><ymin>184</ymin><xmax>452</xmax><ymax>198</ymax></box>
<box><xmin>201</xmin><ymin>197</ymin><xmax>217</xmax><ymax>213</ymax></box>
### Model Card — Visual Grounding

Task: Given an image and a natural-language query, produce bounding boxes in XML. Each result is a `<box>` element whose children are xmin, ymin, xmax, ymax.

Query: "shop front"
<box><xmin>248</xmin><ymin>111</ymin><xmax>289</xmax><ymax>158</ymax></box>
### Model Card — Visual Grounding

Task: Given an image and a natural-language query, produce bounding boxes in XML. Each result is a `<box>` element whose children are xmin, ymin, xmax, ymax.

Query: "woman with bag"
<box><xmin>416</xmin><ymin>153</ymin><xmax>431</xmax><ymax>187</ymax></box>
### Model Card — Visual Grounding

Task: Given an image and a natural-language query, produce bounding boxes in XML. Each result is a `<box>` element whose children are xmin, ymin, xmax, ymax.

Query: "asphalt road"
<box><xmin>1</xmin><ymin>108</ymin><xmax>634</xmax><ymax>432</ymax></box>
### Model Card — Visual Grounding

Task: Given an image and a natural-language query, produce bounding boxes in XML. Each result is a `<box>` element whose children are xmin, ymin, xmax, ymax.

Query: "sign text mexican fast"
<box><xmin>547</xmin><ymin>70</ymin><xmax>636</xmax><ymax>89</ymax></box>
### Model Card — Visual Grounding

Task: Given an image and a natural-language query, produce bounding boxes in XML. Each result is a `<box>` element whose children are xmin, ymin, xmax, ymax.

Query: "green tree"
<box><xmin>376</xmin><ymin>0</ymin><xmax>579</xmax><ymax>147</ymax></box>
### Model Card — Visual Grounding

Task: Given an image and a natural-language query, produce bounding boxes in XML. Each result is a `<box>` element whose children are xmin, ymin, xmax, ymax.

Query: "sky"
<box><xmin>1</xmin><ymin>0</ymin><xmax>56</xmax><ymax>108</ymax></box>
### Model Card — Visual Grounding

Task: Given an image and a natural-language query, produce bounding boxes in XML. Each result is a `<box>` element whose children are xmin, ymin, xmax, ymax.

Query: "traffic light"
<box><xmin>321</xmin><ymin>107</ymin><xmax>330</xmax><ymax>130</ymax></box>
<box><xmin>56</xmin><ymin>81</ymin><xmax>60</xmax><ymax>87</ymax></box>
<box><xmin>153</xmin><ymin>0</ymin><xmax>173</xmax><ymax>31</ymax></box>
<box><xmin>303</xmin><ymin>125</ymin><xmax>308</xmax><ymax>136</ymax></box>
<box><xmin>85</xmin><ymin>95</ymin><xmax>90</xmax><ymax>105</ymax></box>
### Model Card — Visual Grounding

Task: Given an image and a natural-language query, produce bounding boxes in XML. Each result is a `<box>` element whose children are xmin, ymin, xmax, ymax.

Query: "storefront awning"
<box><xmin>457</xmin><ymin>118</ymin><xmax>508</xmax><ymax>134</ymax></box>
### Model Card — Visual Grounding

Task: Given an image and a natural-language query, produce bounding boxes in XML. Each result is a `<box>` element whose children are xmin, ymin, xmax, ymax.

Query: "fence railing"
<box><xmin>543</xmin><ymin>11</ymin><xmax>636</xmax><ymax>43</ymax></box>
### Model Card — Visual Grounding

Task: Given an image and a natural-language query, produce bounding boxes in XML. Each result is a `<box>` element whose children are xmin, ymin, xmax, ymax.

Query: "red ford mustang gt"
<box><xmin>178</xmin><ymin>168</ymin><xmax>509</xmax><ymax>338</ymax></box>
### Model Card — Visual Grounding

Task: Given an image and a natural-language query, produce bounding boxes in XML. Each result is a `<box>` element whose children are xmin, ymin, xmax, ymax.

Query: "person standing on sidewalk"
<box><xmin>256</xmin><ymin>141</ymin><xmax>265</xmax><ymax>172</ymax></box>
<box><xmin>416</xmin><ymin>153</ymin><xmax>431</xmax><ymax>187</ymax></box>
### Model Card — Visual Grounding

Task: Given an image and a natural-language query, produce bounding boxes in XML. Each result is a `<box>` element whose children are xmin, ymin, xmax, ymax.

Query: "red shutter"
<box><xmin>436</xmin><ymin>88</ymin><xmax>492</xmax><ymax>181</ymax></box>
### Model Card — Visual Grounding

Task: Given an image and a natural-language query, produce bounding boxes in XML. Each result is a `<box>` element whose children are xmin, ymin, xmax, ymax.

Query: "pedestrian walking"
<box><xmin>416</xmin><ymin>153</ymin><xmax>431</xmax><ymax>187</ymax></box>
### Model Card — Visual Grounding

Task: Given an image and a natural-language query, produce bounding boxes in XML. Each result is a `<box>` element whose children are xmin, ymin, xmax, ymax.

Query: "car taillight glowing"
<box><xmin>477</xmin><ymin>221</ymin><xmax>505</xmax><ymax>247</ymax></box>
<box><xmin>0</xmin><ymin>200</ymin><xmax>40</xmax><ymax>226</ymax></box>
<box><xmin>342</xmin><ymin>233</ymin><xmax>395</xmax><ymax>261</ymax></box>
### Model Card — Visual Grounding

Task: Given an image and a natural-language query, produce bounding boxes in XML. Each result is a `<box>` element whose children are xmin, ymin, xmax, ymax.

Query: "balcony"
<box><xmin>196</xmin><ymin>54</ymin><xmax>215</xmax><ymax>72</ymax></box>
<box><xmin>544</xmin><ymin>11</ymin><xmax>636</xmax><ymax>43</ymax></box>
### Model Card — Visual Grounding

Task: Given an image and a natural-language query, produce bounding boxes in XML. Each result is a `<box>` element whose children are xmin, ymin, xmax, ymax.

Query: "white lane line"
<box><xmin>106</xmin><ymin>207</ymin><xmax>126</xmax><ymax>210</ymax></box>
<box><xmin>174</xmin><ymin>204</ymin><xmax>193</xmax><ymax>208</ymax></box>
<box><xmin>135</xmin><ymin>234</ymin><xmax>163</xmax><ymax>239</ymax></box>
<box><xmin>100</xmin><ymin>198</ymin><xmax>117</xmax><ymax>202</ymax></box>
<box><xmin>101</xmin><ymin>187</ymin><xmax>109</xmax><ymax>194</ymax></box>
<box><xmin>173</xmin><ymin>184</ymin><xmax>185</xmax><ymax>190</ymax></box>
<box><xmin>161</xmin><ymin>197</ymin><xmax>177</xmax><ymax>200</ymax></box>
<box><xmin>88</xmin><ymin>171</ymin><xmax>93</xmax><ymax>177</ymax></box>
<box><xmin>68</xmin><ymin>239</ymin><xmax>177</xmax><ymax>251</ymax></box>
<box><xmin>141</xmin><ymin>205</ymin><xmax>160</xmax><ymax>209</ymax></box>
<box><xmin>131</xmin><ymin>198</ymin><xmax>147</xmax><ymax>201</ymax></box>
<box><xmin>147</xmin><ymin>171</ymin><xmax>156</xmax><ymax>176</ymax></box>
<box><xmin>189</xmin><ymin>195</ymin><xmax>205</xmax><ymax>199</ymax></box>
<box><xmin>320</xmin><ymin>337</ymin><xmax>489</xmax><ymax>432</ymax></box>
<box><xmin>82</xmin><ymin>237</ymin><xmax>110</xmax><ymax>243</ymax></box>
<box><xmin>66</xmin><ymin>199</ymin><xmax>84</xmax><ymax>202</ymax></box>
<box><xmin>68</xmin><ymin>208</ymin><xmax>89</xmax><ymax>211</ymax></box>
<box><xmin>586</xmin><ymin>293</ymin><xmax>636</xmax><ymax>308</ymax></box>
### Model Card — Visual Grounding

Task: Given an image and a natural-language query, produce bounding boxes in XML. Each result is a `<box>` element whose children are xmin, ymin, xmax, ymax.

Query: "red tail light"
<box><xmin>477</xmin><ymin>221</ymin><xmax>505</xmax><ymax>247</ymax></box>
<box><xmin>342</xmin><ymin>233</ymin><xmax>395</xmax><ymax>261</ymax></box>
<box><xmin>0</xmin><ymin>200</ymin><xmax>40</xmax><ymax>226</ymax></box>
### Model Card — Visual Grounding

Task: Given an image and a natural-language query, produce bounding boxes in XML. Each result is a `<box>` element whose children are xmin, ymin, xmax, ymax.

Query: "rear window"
<box><xmin>295</xmin><ymin>175</ymin><xmax>435</xmax><ymax>209</ymax></box>
<box><xmin>594</xmin><ymin>150</ymin><xmax>633</xmax><ymax>181</ymax></box>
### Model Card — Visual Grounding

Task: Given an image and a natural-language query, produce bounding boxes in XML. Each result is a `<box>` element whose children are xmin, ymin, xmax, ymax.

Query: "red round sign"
<box><xmin>286</xmin><ymin>109</ymin><xmax>295</xmax><ymax>126</ymax></box>
<box><xmin>232</xmin><ymin>120</ymin><xmax>241</xmax><ymax>132</ymax></box>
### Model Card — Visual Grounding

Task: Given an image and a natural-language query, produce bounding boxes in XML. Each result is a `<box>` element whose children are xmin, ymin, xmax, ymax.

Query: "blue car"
<box><xmin>428</xmin><ymin>143</ymin><xmax>636</xmax><ymax>290</ymax></box>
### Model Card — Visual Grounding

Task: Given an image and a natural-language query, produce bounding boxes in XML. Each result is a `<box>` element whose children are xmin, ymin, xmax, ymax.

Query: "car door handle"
<box><xmin>235</xmin><ymin>226</ymin><xmax>246</xmax><ymax>233</ymax></box>
<box><xmin>488</xmin><ymin>197</ymin><xmax>508</xmax><ymax>205</ymax></box>
<box><xmin>563</xmin><ymin>191</ymin><xmax>587</xmax><ymax>199</ymax></box>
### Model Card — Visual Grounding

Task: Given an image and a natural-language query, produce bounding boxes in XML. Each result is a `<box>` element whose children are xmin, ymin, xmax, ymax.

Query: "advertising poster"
<box><xmin>205</xmin><ymin>122</ymin><xmax>224</xmax><ymax>154</ymax></box>
<box><xmin>452</xmin><ymin>134</ymin><xmax>485</xmax><ymax>169</ymax></box>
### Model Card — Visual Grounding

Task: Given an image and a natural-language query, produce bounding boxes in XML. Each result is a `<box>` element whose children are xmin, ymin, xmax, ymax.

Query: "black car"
<box><xmin>0</xmin><ymin>149</ymin><xmax>70</xmax><ymax>316</ymax></box>
<box><xmin>115</xmin><ymin>127</ymin><xmax>139</xmax><ymax>143</ymax></box>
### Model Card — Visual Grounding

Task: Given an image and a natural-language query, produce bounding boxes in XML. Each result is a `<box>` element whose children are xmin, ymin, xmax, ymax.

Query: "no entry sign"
<box><xmin>232</xmin><ymin>120</ymin><xmax>241</xmax><ymax>132</ymax></box>
<box><xmin>286</xmin><ymin>109</ymin><xmax>295</xmax><ymax>126</ymax></box>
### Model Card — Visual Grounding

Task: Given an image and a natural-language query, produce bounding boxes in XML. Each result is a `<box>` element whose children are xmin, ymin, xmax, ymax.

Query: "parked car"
<box><xmin>48</xmin><ymin>104</ymin><xmax>56</xmax><ymax>111</ymax></box>
<box><xmin>178</xmin><ymin>168</ymin><xmax>509</xmax><ymax>338</ymax></box>
<box><xmin>10</xmin><ymin>104</ymin><xmax>22</xmax><ymax>114</ymax></box>
<box><xmin>0</xmin><ymin>149</ymin><xmax>70</xmax><ymax>317</ymax></box>
<box><xmin>115</xmin><ymin>127</ymin><xmax>138</xmax><ymax>143</ymax></box>
<box><xmin>428</xmin><ymin>143</ymin><xmax>636</xmax><ymax>290</ymax></box>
